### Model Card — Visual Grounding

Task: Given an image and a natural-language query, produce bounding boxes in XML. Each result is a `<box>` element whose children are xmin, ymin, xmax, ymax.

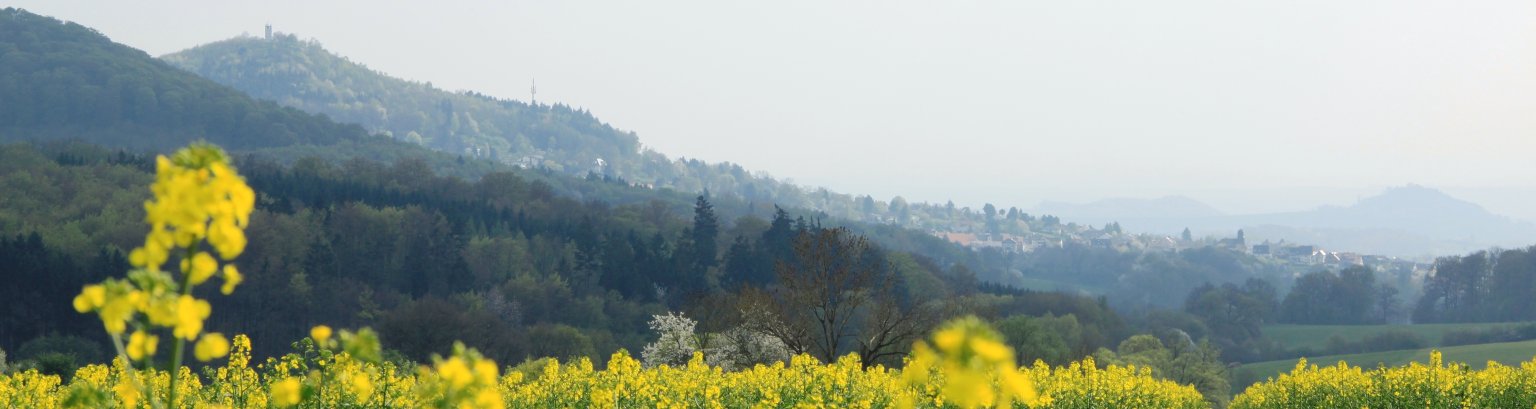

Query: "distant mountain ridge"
<box><xmin>1040</xmin><ymin>185</ymin><xmax>1536</xmax><ymax>257</ymax></box>
<box><xmin>1238</xmin><ymin>185</ymin><xmax>1535</xmax><ymax>257</ymax></box>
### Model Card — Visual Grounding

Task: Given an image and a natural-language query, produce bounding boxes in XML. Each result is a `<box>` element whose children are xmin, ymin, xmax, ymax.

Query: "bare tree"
<box><xmin>740</xmin><ymin>227</ymin><xmax>937</xmax><ymax>368</ymax></box>
<box><xmin>739</xmin><ymin>285</ymin><xmax>812</xmax><ymax>356</ymax></box>
<box><xmin>784</xmin><ymin>228</ymin><xmax>876</xmax><ymax>362</ymax></box>
<box><xmin>857</xmin><ymin>288</ymin><xmax>943</xmax><ymax>369</ymax></box>
<box><xmin>681</xmin><ymin>291</ymin><xmax>741</xmax><ymax>356</ymax></box>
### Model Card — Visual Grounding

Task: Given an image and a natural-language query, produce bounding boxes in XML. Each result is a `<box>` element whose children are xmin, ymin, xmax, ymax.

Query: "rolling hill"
<box><xmin>160</xmin><ymin>34</ymin><xmax>857</xmax><ymax>219</ymax></box>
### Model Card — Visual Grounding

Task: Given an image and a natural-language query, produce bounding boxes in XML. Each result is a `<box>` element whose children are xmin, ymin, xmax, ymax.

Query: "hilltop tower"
<box><xmin>530</xmin><ymin>79</ymin><xmax>537</xmax><ymax>106</ymax></box>
<box><xmin>265</xmin><ymin>24</ymin><xmax>272</xmax><ymax>40</ymax></box>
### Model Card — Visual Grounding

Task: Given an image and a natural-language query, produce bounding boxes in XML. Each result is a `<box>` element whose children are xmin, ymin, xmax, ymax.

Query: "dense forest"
<box><xmin>0</xmin><ymin>141</ymin><xmax>1131</xmax><ymax>373</ymax></box>
<box><xmin>1413</xmin><ymin>247</ymin><xmax>1536</xmax><ymax>323</ymax></box>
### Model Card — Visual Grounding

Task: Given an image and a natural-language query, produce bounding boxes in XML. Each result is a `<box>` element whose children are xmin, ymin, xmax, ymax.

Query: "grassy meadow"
<box><xmin>1262</xmin><ymin>323</ymin><xmax>1523</xmax><ymax>351</ymax></box>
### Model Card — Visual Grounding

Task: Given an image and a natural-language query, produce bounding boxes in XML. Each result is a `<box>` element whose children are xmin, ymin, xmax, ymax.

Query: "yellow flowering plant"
<box><xmin>258</xmin><ymin>325</ymin><xmax>390</xmax><ymax>408</ymax></box>
<box><xmin>416</xmin><ymin>342</ymin><xmax>503</xmax><ymax>409</ymax></box>
<box><xmin>69</xmin><ymin>142</ymin><xmax>255</xmax><ymax>408</ymax></box>
<box><xmin>903</xmin><ymin>316</ymin><xmax>1040</xmax><ymax>409</ymax></box>
<box><xmin>1232</xmin><ymin>351</ymin><xmax>1536</xmax><ymax>409</ymax></box>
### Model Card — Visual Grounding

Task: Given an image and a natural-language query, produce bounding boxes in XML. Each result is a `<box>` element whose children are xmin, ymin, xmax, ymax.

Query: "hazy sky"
<box><xmin>12</xmin><ymin>1</ymin><xmax>1536</xmax><ymax>216</ymax></box>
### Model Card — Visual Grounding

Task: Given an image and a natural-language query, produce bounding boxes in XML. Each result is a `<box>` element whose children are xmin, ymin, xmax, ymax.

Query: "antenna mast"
<box><xmin>530</xmin><ymin>79</ymin><xmax>537</xmax><ymax>106</ymax></box>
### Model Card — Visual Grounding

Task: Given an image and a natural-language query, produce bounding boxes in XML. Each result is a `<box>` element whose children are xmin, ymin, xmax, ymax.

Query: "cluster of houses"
<box><xmin>934</xmin><ymin>232</ymin><xmax>1062</xmax><ymax>253</ymax></box>
<box><xmin>933</xmin><ymin>227</ymin><xmax>1426</xmax><ymax>275</ymax></box>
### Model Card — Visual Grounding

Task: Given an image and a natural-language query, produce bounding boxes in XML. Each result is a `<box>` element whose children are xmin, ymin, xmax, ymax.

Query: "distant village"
<box><xmin>932</xmin><ymin>223</ymin><xmax>1429</xmax><ymax>279</ymax></box>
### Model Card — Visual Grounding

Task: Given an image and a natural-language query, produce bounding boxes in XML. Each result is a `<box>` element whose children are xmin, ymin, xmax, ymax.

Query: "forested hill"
<box><xmin>162</xmin><ymin>34</ymin><xmax>642</xmax><ymax>176</ymax></box>
<box><xmin>161</xmin><ymin>33</ymin><xmax>1063</xmax><ymax>238</ymax></box>
<box><xmin>0</xmin><ymin>10</ymin><xmax>376</xmax><ymax>151</ymax></box>
<box><xmin>161</xmin><ymin>34</ymin><xmax>824</xmax><ymax>214</ymax></box>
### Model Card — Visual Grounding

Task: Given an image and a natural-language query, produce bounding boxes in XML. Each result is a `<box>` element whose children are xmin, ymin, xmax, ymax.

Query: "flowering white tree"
<box><xmin>641</xmin><ymin>311</ymin><xmax>791</xmax><ymax>370</ymax></box>
<box><xmin>707</xmin><ymin>327</ymin><xmax>790</xmax><ymax>371</ymax></box>
<box><xmin>641</xmin><ymin>312</ymin><xmax>699</xmax><ymax>368</ymax></box>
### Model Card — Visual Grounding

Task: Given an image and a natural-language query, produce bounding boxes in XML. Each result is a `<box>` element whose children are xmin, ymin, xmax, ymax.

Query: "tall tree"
<box><xmin>689</xmin><ymin>195</ymin><xmax>720</xmax><ymax>283</ymax></box>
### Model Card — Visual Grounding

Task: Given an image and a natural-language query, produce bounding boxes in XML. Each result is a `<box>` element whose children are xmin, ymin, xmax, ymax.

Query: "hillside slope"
<box><xmin>0</xmin><ymin>11</ymin><xmax>379</xmax><ymax>151</ymax></box>
<box><xmin>160</xmin><ymin>35</ymin><xmax>833</xmax><ymax>213</ymax></box>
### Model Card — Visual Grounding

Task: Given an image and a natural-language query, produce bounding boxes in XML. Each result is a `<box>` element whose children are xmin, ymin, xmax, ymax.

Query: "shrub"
<box><xmin>1441</xmin><ymin>323</ymin><xmax>1536</xmax><ymax>347</ymax></box>
<box><xmin>13</xmin><ymin>335</ymin><xmax>104</xmax><ymax>377</ymax></box>
<box><xmin>1322</xmin><ymin>330</ymin><xmax>1425</xmax><ymax>355</ymax></box>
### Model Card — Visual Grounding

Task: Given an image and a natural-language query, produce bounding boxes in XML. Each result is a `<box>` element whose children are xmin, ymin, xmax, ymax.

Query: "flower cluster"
<box><xmin>2</xmin><ymin>330</ymin><xmax>1218</xmax><ymax>409</ymax></box>
<box><xmin>416</xmin><ymin>342</ymin><xmax>503</xmax><ymax>409</ymax></box>
<box><xmin>500</xmin><ymin>351</ymin><xmax>917</xmax><ymax>409</ymax></box>
<box><xmin>255</xmin><ymin>325</ymin><xmax>403</xmax><ymax>408</ymax></box>
<box><xmin>1023</xmin><ymin>357</ymin><xmax>1206</xmax><ymax>409</ymax></box>
<box><xmin>903</xmin><ymin>316</ymin><xmax>1038</xmax><ymax>409</ymax></box>
<box><xmin>1232</xmin><ymin>351</ymin><xmax>1536</xmax><ymax>408</ymax></box>
<box><xmin>67</xmin><ymin>142</ymin><xmax>255</xmax><ymax>408</ymax></box>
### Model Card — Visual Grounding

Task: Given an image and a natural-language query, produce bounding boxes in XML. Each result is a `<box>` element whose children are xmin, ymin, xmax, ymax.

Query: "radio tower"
<box><xmin>530</xmin><ymin>79</ymin><xmax>537</xmax><ymax>106</ymax></box>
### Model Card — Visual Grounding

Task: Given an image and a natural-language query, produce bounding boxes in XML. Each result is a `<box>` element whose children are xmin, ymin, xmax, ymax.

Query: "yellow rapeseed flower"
<box><xmin>72</xmin><ymin>284</ymin><xmax>105</xmax><ymax>313</ymax></box>
<box><xmin>126</xmin><ymin>330</ymin><xmax>158</xmax><ymax>361</ymax></box>
<box><xmin>350</xmin><ymin>373</ymin><xmax>375</xmax><ymax>401</ymax></box>
<box><xmin>195</xmin><ymin>333</ymin><xmax>231</xmax><ymax>362</ymax></box>
<box><xmin>903</xmin><ymin>316</ymin><xmax>1038</xmax><ymax>409</ymax></box>
<box><xmin>173</xmin><ymin>295</ymin><xmax>211</xmax><ymax>340</ymax></box>
<box><xmin>220</xmin><ymin>264</ymin><xmax>242</xmax><ymax>295</ymax></box>
<box><xmin>113</xmin><ymin>378</ymin><xmax>142</xmax><ymax>407</ymax></box>
<box><xmin>272</xmin><ymin>377</ymin><xmax>302</xmax><ymax>407</ymax></box>
<box><xmin>439</xmin><ymin>357</ymin><xmax>474</xmax><ymax>389</ymax></box>
<box><xmin>184</xmin><ymin>251</ymin><xmax>218</xmax><ymax>285</ymax></box>
<box><xmin>311</xmin><ymin>325</ymin><xmax>333</xmax><ymax>343</ymax></box>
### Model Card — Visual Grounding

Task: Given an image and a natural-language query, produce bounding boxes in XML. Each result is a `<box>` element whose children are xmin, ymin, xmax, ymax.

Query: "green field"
<box><xmin>1234</xmin><ymin>339</ymin><xmax>1536</xmax><ymax>392</ymax></box>
<box><xmin>1263</xmin><ymin>322</ymin><xmax>1522</xmax><ymax>351</ymax></box>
